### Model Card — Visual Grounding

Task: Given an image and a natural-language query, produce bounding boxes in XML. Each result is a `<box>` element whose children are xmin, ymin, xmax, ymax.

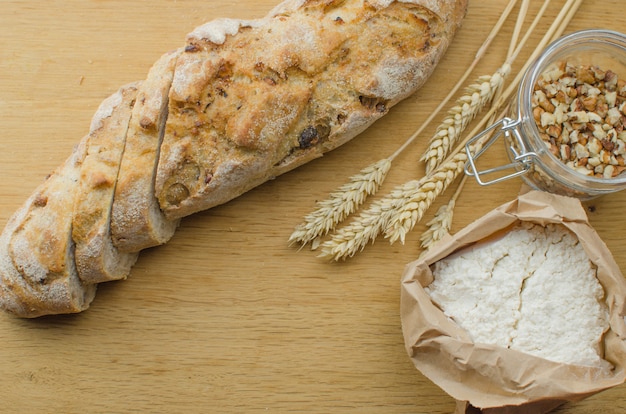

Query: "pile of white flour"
<box><xmin>427</xmin><ymin>222</ymin><xmax>609</xmax><ymax>367</ymax></box>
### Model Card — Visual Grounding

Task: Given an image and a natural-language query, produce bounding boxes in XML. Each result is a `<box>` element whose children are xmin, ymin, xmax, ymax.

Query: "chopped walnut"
<box><xmin>532</xmin><ymin>62</ymin><xmax>626</xmax><ymax>179</ymax></box>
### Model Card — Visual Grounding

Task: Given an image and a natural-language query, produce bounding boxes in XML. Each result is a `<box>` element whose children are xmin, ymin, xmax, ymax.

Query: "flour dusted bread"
<box><xmin>427</xmin><ymin>222</ymin><xmax>610</xmax><ymax>367</ymax></box>
<box><xmin>73</xmin><ymin>83</ymin><xmax>141</xmax><ymax>283</ymax></box>
<box><xmin>0</xmin><ymin>0</ymin><xmax>467</xmax><ymax>317</ymax></box>
<box><xmin>157</xmin><ymin>0</ymin><xmax>468</xmax><ymax>219</ymax></box>
<box><xmin>111</xmin><ymin>51</ymin><xmax>181</xmax><ymax>252</ymax></box>
<box><xmin>0</xmin><ymin>140</ymin><xmax>97</xmax><ymax>317</ymax></box>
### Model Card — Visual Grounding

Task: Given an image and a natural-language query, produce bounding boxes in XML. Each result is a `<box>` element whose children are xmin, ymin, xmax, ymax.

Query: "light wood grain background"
<box><xmin>1</xmin><ymin>1</ymin><xmax>625</xmax><ymax>413</ymax></box>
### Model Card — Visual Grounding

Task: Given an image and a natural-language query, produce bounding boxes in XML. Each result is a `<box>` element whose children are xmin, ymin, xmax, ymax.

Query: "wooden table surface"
<box><xmin>1</xmin><ymin>1</ymin><xmax>625</xmax><ymax>413</ymax></box>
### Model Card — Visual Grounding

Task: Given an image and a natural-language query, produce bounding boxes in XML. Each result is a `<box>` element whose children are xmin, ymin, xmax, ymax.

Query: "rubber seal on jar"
<box><xmin>464</xmin><ymin>117</ymin><xmax>538</xmax><ymax>186</ymax></box>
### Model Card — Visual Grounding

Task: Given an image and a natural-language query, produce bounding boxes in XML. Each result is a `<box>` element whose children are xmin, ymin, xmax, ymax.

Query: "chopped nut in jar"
<box><xmin>532</xmin><ymin>62</ymin><xmax>626</xmax><ymax>178</ymax></box>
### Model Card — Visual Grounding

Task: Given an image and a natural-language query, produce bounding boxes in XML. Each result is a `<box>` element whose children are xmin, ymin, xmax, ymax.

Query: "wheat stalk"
<box><xmin>318</xmin><ymin>150</ymin><xmax>470</xmax><ymax>260</ymax></box>
<box><xmin>421</xmin><ymin>64</ymin><xmax>511</xmax><ymax>174</ymax></box>
<box><xmin>289</xmin><ymin>158</ymin><xmax>391</xmax><ymax>248</ymax></box>
<box><xmin>317</xmin><ymin>180</ymin><xmax>418</xmax><ymax>260</ymax></box>
<box><xmin>385</xmin><ymin>150</ymin><xmax>474</xmax><ymax>245</ymax></box>
<box><xmin>419</xmin><ymin>175</ymin><xmax>467</xmax><ymax>252</ymax></box>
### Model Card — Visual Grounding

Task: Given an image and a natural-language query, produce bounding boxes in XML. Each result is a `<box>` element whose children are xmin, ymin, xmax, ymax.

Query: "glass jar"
<box><xmin>465</xmin><ymin>29</ymin><xmax>626</xmax><ymax>199</ymax></box>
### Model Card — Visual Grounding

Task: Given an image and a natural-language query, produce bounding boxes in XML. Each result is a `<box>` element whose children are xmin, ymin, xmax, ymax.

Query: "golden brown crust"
<box><xmin>72</xmin><ymin>83</ymin><xmax>141</xmax><ymax>283</ymax></box>
<box><xmin>156</xmin><ymin>0</ymin><xmax>467</xmax><ymax>220</ymax></box>
<box><xmin>110</xmin><ymin>50</ymin><xmax>181</xmax><ymax>253</ymax></box>
<box><xmin>0</xmin><ymin>139</ymin><xmax>97</xmax><ymax>318</ymax></box>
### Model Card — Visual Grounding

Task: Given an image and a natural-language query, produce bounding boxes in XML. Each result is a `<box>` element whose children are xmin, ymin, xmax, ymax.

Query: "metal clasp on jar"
<box><xmin>465</xmin><ymin>117</ymin><xmax>538</xmax><ymax>186</ymax></box>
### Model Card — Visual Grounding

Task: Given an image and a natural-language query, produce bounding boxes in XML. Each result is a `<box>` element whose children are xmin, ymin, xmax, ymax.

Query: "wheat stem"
<box><xmin>509</xmin><ymin>0</ymin><xmax>531</xmax><ymax>57</ymax></box>
<box><xmin>553</xmin><ymin>0</ymin><xmax>584</xmax><ymax>42</ymax></box>
<box><xmin>502</xmin><ymin>0</ymin><xmax>583</xmax><ymax>105</ymax></box>
<box><xmin>506</xmin><ymin>0</ymin><xmax>554</xmax><ymax>66</ymax></box>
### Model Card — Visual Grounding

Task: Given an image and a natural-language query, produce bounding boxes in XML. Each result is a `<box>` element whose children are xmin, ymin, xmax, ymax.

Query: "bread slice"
<box><xmin>72</xmin><ymin>82</ymin><xmax>141</xmax><ymax>284</ymax></box>
<box><xmin>0</xmin><ymin>139</ymin><xmax>97</xmax><ymax>318</ymax></box>
<box><xmin>110</xmin><ymin>50</ymin><xmax>181</xmax><ymax>253</ymax></box>
<box><xmin>155</xmin><ymin>0</ymin><xmax>468</xmax><ymax>220</ymax></box>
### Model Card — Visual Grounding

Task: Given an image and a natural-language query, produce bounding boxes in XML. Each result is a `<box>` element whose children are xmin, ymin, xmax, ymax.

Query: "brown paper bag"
<box><xmin>400</xmin><ymin>190</ymin><xmax>626</xmax><ymax>413</ymax></box>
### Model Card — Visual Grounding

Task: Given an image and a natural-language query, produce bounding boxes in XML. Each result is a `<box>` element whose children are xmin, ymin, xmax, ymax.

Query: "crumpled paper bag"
<box><xmin>400</xmin><ymin>190</ymin><xmax>626</xmax><ymax>413</ymax></box>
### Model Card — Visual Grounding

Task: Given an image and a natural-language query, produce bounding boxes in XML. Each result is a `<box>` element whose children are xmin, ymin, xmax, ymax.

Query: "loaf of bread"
<box><xmin>0</xmin><ymin>0</ymin><xmax>467</xmax><ymax>317</ymax></box>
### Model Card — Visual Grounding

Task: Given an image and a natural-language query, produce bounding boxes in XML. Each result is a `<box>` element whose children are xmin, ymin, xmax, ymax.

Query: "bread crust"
<box><xmin>72</xmin><ymin>83</ymin><xmax>141</xmax><ymax>283</ymax></box>
<box><xmin>156</xmin><ymin>0</ymin><xmax>468</xmax><ymax>220</ymax></box>
<box><xmin>110</xmin><ymin>50</ymin><xmax>181</xmax><ymax>253</ymax></box>
<box><xmin>0</xmin><ymin>140</ymin><xmax>97</xmax><ymax>318</ymax></box>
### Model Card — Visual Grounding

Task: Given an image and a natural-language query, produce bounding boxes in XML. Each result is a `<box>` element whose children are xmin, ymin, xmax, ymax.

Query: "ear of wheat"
<box><xmin>385</xmin><ymin>150</ymin><xmax>472</xmax><ymax>245</ymax></box>
<box><xmin>419</xmin><ymin>172</ymin><xmax>468</xmax><ymax>254</ymax></box>
<box><xmin>418</xmin><ymin>202</ymin><xmax>455</xmax><ymax>259</ymax></box>
<box><xmin>420</xmin><ymin>196</ymin><xmax>456</xmax><ymax>252</ymax></box>
<box><xmin>317</xmin><ymin>180</ymin><xmax>421</xmax><ymax>260</ymax></box>
<box><xmin>421</xmin><ymin>63</ymin><xmax>510</xmax><ymax>175</ymax></box>
<box><xmin>289</xmin><ymin>158</ymin><xmax>392</xmax><ymax>248</ymax></box>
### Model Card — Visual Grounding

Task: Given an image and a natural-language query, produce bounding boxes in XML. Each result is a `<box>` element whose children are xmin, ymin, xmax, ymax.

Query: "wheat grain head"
<box><xmin>289</xmin><ymin>158</ymin><xmax>392</xmax><ymax>247</ymax></box>
<box><xmin>421</xmin><ymin>64</ymin><xmax>511</xmax><ymax>174</ymax></box>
